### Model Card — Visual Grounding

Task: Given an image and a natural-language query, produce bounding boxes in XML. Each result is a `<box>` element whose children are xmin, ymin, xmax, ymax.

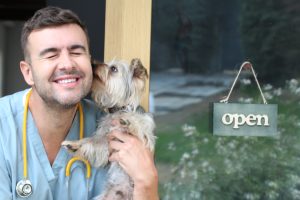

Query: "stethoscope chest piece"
<box><xmin>16</xmin><ymin>179</ymin><xmax>33</xmax><ymax>198</ymax></box>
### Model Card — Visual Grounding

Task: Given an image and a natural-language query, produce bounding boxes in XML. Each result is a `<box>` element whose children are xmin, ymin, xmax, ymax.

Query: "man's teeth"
<box><xmin>57</xmin><ymin>78</ymin><xmax>77</xmax><ymax>84</ymax></box>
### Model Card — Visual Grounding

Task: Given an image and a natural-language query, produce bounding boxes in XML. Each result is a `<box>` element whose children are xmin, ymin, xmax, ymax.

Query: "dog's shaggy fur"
<box><xmin>62</xmin><ymin>58</ymin><xmax>156</xmax><ymax>200</ymax></box>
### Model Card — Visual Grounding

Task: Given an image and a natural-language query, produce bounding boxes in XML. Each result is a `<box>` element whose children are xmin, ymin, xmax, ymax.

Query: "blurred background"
<box><xmin>1</xmin><ymin>0</ymin><xmax>300</xmax><ymax>199</ymax></box>
<box><xmin>0</xmin><ymin>0</ymin><xmax>105</xmax><ymax>96</ymax></box>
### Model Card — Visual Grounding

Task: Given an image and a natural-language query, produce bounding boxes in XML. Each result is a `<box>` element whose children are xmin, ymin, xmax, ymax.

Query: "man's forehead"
<box><xmin>27</xmin><ymin>24</ymin><xmax>88</xmax><ymax>48</ymax></box>
<box><xmin>25</xmin><ymin>25</ymin><xmax>89</xmax><ymax>60</ymax></box>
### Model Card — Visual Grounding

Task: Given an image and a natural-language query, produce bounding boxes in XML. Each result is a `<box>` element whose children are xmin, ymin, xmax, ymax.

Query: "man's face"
<box><xmin>25</xmin><ymin>24</ymin><xmax>92</xmax><ymax>108</ymax></box>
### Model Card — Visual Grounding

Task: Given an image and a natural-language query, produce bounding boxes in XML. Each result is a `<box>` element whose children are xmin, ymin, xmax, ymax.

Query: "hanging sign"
<box><xmin>213</xmin><ymin>62</ymin><xmax>278</xmax><ymax>137</ymax></box>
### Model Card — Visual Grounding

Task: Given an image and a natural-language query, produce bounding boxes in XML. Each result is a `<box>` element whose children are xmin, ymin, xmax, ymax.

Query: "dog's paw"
<box><xmin>61</xmin><ymin>141</ymin><xmax>81</xmax><ymax>153</ymax></box>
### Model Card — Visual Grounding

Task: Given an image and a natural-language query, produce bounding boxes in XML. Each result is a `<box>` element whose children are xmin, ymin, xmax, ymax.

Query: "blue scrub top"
<box><xmin>0</xmin><ymin>89</ymin><xmax>108</xmax><ymax>200</ymax></box>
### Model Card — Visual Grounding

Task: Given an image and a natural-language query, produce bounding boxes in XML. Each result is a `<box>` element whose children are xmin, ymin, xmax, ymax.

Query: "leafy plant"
<box><xmin>157</xmin><ymin>78</ymin><xmax>300</xmax><ymax>200</ymax></box>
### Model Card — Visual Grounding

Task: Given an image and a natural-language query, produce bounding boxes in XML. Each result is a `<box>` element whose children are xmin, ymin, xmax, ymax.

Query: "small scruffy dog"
<box><xmin>62</xmin><ymin>58</ymin><xmax>156</xmax><ymax>200</ymax></box>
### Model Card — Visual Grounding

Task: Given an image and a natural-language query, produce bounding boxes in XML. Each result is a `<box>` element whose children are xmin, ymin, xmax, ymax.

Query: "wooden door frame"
<box><xmin>104</xmin><ymin>0</ymin><xmax>152</xmax><ymax>111</ymax></box>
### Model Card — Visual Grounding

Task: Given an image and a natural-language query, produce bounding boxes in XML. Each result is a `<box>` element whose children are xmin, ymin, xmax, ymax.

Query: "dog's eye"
<box><xmin>110</xmin><ymin>65</ymin><xmax>118</xmax><ymax>73</ymax></box>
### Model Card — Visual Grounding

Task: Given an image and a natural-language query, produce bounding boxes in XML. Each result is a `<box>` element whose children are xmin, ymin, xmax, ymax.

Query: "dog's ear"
<box><xmin>92</xmin><ymin>62</ymin><xmax>109</xmax><ymax>84</ymax></box>
<box><xmin>129</xmin><ymin>58</ymin><xmax>148</xmax><ymax>102</ymax></box>
<box><xmin>130</xmin><ymin>58</ymin><xmax>148</xmax><ymax>81</ymax></box>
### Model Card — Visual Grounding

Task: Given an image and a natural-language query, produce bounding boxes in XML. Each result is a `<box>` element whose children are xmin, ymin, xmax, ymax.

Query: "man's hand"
<box><xmin>108</xmin><ymin>129</ymin><xmax>159</xmax><ymax>200</ymax></box>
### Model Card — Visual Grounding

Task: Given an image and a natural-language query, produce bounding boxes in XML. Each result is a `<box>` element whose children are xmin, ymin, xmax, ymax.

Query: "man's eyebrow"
<box><xmin>39</xmin><ymin>48</ymin><xmax>59</xmax><ymax>57</ymax></box>
<box><xmin>69</xmin><ymin>44</ymin><xmax>87</xmax><ymax>52</ymax></box>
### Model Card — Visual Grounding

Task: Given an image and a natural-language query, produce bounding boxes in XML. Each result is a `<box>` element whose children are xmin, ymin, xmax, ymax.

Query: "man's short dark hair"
<box><xmin>21</xmin><ymin>6</ymin><xmax>89</xmax><ymax>60</ymax></box>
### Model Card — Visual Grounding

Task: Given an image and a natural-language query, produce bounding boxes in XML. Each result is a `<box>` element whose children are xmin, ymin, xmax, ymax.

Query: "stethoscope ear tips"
<box><xmin>16</xmin><ymin>179</ymin><xmax>33</xmax><ymax>198</ymax></box>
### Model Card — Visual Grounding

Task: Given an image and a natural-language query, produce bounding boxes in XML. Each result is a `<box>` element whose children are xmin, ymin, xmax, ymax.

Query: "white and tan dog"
<box><xmin>62</xmin><ymin>58</ymin><xmax>156</xmax><ymax>200</ymax></box>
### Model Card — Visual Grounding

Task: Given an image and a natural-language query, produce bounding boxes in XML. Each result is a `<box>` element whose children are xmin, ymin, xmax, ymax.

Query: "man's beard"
<box><xmin>32</xmin><ymin>69</ymin><xmax>92</xmax><ymax>109</ymax></box>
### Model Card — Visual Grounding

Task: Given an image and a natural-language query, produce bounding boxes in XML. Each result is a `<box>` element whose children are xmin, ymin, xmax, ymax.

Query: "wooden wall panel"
<box><xmin>104</xmin><ymin>0</ymin><xmax>152</xmax><ymax>111</ymax></box>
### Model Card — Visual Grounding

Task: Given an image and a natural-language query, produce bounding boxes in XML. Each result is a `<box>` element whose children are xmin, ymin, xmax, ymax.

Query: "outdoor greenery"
<box><xmin>152</xmin><ymin>1</ymin><xmax>300</xmax><ymax>197</ymax></box>
<box><xmin>156</xmin><ymin>78</ymin><xmax>300</xmax><ymax>200</ymax></box>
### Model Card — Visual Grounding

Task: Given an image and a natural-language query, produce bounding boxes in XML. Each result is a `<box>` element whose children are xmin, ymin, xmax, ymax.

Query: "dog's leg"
<box><xmin>94</xmin><ymin>163</ymin><xmax>133</xmax><ymax>200</ymax></box>
<box><xmin>62</xmin><ymin>134</ymin><xmax>110</xmax><ymax>167</ymax></box>
<box><xmin>97</xmin><ymin>184</ymin><xmax>133</xmax><ymax>200</ymax></box>
<box><xmin>113</xmin><ymin>112</ymin><xmax>156</xmax><ymax>152</ymax></box>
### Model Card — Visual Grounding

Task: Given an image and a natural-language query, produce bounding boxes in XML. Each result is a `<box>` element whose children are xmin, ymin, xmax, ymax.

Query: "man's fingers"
<box><xmin>107</xmin><ymin>129</ymin><xmax>132</xmax><ymax>143</ymax></box>
<box><xmin>109</xmin><ymin>140</ymin><xmax>123</xmax><ymax>151</ymax></box>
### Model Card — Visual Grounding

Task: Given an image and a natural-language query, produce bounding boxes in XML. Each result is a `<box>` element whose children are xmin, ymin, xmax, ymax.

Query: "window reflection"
<box><xmin>151</xmin><ymin>1</ymin><xmax>300</xmax><ymax>199</ymax></box>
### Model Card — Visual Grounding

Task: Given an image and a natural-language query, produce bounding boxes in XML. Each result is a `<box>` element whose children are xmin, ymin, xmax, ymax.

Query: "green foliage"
<box><xmin>240</xmin><ymin>0</ymin><xmax>300</xmax><ymax>84</ymax></box>
<box><xmin>156</xmin><ymin>79</ymin><xmax>300</xmax><ymax>199</ymax></box>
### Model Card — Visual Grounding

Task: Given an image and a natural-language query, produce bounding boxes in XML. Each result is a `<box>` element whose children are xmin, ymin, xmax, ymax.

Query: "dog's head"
<box><xmin>91</xmin><ymin>58</ymin><xmax>148</xmax><ymax>112</ymax></box>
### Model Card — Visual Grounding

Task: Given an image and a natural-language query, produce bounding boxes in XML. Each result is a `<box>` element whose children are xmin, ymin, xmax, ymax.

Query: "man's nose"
<box><xmin>58</xmin><ymin>51</ymin><xmax>74</xmax><ymax>70</ymax></box>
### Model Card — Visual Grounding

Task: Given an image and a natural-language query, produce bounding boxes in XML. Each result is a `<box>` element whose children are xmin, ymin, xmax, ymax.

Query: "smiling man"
<box><xmin>21</xmin><ymin>23</ymin><xmax>92</xmax><ymax>109</ymax></box>
<box><xmin>0</xmin><ymin>6</ymin><xmax>159</xmax><ymax>200</ymax></box>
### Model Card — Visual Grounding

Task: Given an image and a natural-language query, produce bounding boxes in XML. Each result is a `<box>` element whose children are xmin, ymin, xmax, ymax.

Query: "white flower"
<box><xmin>289</xmin><ymin>79</ymin><xmax>298</xmax><ymax>87</ymax></box>
<box><xmin>266</xmin><ymin>190</ymin><xmax>279</xmax><ymax>199</ymax></box>
<box><xmin>167</xmin><ymin>142</ymin><xmax>176</xmax><ymax>151</ymax></box>
<box><xmin>288</xmin><ymin>79</ymin><xmax>299</xmax><ymax>93</ymax></box>
<box><xmin>201</xmin><ymin>161</ymin><xmax>209</xmax><ymax>168</ymax></box>
<box><xmin>203</xmin><ymin>138</ymin><xmax>209</xmax><ymax>143</ymax></box>
<box><xmin>187</xmin><ymin>161</ymin><xmax>194</xmax><ymax>167</ymax></box>
<box><xmin>228</xmin><ymin>141</ymin><xmax>237</xmax><ymax>149</ymax></box>
<box><xmin>180</xmin><ymin>152</ymin><xmax>190</xmax><ymax>162</ymax></box>
<box><xmin>244</xmin><ymin>193</ymin><xmax>260</xmax><ymax>200</ymax></box>
<box><xmin>180</xmin><ymin>169</ymin><xmax>186</xmax><ymax>178</ymax></box>
<box><xmin>241</xmin><ymin>78</ymin><xmax>251</xmax><ymax>85</ymax></box>
<box><xmin>264</xmin><ymin>92</ymin><xmax>273</xmax><ymax>100</ymax></box>
<box><xmin>273</xmin><ymin>88</ymin><xmax>282</xmax><ymax>96</ymax></box>
<box><xmin>182</xmin><ymin>124</ymin><xmax>196</xmax><ymax>137</ymax></box>
<box><xmin>265</xmin><ymin>181</ymin><xmax>278</xmax><ymax>189</ymax></box>
<box><xmin>190</xmin><ymin>169</ymin><xmax>198</xmax><ymax>180</ymax></box>
<box><xmin>191</xmin><ymin>148</ymin><xmax>199</xmax><ymax>155</ymax></box>
<box><xmin>190</xmin><ymin>190</ymin><xmax>201</xmax><ymax>198</ymax></box>
<box><xmin>288</xmin><ymin>174</ymin><xmax>300</xmax><ymax>183</ymax></box>
<box><xmin>184</xmin><ymin>131</ymin><xmax>194</xmax><ymax>137</ymax></box>
<box><xmin>263</xmin><ymin>84</ymin><xmax>273</xmax><ymax>90</ymax></box>
<box><xmin>290</xmin><ymin>188</ymin><xmax>300</xmax><ymax>199</ymax></box>
<box><xmin>238</xmin><ymin>97</ymin><xmax>253</xmax><ymax>103</ymax></box>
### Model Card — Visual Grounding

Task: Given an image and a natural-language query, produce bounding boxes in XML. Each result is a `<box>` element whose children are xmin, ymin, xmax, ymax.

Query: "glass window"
<box><xmin>151</xmin><ymin>0</ymin><xmax>300</xmax><ymax>199</ymax></box>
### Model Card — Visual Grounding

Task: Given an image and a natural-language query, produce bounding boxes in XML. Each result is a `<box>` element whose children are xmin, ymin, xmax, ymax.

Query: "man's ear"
<box><xmin>20</xmin><ymin>61</ymin><xmax>34</xmax><ymax>86</ymax></box>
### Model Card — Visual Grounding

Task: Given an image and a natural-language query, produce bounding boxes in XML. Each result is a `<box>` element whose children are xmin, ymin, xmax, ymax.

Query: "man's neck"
<box><xmin>28</xmin><ymin>90</ymin><xmax>79</xmax><ymax>165</ymax></box>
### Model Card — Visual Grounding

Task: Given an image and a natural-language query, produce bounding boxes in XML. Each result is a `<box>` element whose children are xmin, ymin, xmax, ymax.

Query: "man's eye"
<box><xmin>71</xmin><ymin>52</ymin><xmax>83</xmax><ymax>56</ymax></box>
<box><xmin>45</xmin><ymin>54</ymin><xmax>57</xmax><ymax>59</ymax></box>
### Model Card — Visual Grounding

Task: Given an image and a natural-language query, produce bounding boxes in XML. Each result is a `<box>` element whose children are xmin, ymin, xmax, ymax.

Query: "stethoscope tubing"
<box><xmin>17</xmin><ymin>88</ymin><xmax>91</xmax><ymax>198</ymax></box>
<box><xmin>66</xmin><ymin>157</ymin><xmax>91</xmax><ymax>200</ymax></box>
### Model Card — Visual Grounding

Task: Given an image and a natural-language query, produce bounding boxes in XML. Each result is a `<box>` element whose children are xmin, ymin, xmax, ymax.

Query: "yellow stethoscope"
<box><xmin>16</xmin><ymin>89</ymin><xmax>91</xmax><ymax>198</ymax></box>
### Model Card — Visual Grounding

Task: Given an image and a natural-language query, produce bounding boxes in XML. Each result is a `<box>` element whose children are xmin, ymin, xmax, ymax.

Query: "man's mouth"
<box><xmin>51</xmin><ymin>70</ymin><xmax>84</xmax><ymax>85</ymax></box>
<box><xmin>56</xmin><ymin>78</ymin><xmax>78</xmax><ymax>84</ymax></box>
<box><xmin>53</xmin><ymin>76</ymin><xmax>82</xmax><ymax>89</ymax></box>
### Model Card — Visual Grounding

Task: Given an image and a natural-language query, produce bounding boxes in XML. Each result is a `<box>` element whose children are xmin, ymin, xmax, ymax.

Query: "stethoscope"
<box><xmin>16</xmin><ymin>89</ymin><xmax>91</xmax><ymax>198</ymax></box>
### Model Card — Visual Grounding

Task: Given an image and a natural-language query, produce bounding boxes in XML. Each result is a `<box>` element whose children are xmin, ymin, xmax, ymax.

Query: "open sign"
<box><xmin>213</xmin><ymin>103</ymin><xmax>278</xmax><ymax>136</ymax></box>
<box><xmin>221</xmin><ymin>113</ymin><xmax>270</xmax><ymax>129</ymax></box>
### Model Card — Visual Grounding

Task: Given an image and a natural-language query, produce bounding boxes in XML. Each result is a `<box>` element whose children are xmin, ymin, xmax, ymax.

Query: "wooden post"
<box><xmin>104</xmin><ymin>0</ymin><xmax>152</xmax><ymax>111</ymax></box>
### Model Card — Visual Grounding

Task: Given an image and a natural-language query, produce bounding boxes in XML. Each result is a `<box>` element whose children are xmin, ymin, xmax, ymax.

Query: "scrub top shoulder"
<box><xmin>0</xmin><ymin>89</ymin><xmax>109</xmax><ymax>200</ymax></box>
